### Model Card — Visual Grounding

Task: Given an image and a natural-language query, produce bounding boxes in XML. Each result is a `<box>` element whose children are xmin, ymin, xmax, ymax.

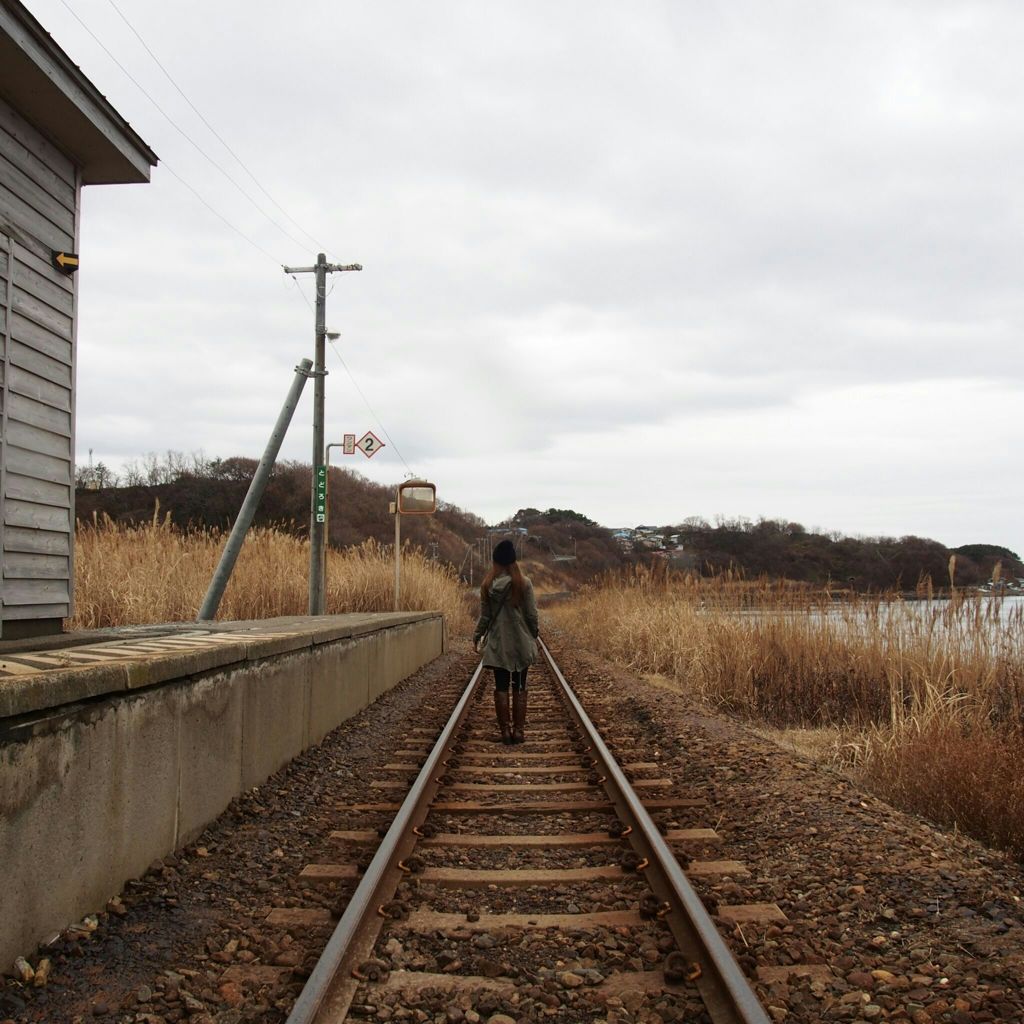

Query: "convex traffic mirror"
<box><xmin>398</xmin><ymin>481</ymin><xmax>436</xmax><ymax>515</ymax></box>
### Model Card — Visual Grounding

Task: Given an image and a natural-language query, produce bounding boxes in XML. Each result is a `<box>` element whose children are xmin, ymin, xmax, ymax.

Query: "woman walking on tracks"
<box><xmin>473</xmin><ymin>539</ymin><xmax>540</xmax><ymax>744</ymax></box>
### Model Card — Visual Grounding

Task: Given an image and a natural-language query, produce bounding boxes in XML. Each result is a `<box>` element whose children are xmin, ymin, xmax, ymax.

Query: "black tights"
<box><xmin>493</xmin><ymin>667</ymin><xmax>528</xmax><ymax>693</ymax></box>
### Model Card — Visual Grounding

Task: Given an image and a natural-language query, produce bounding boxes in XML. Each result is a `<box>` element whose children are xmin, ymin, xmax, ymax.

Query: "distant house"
<box><xmin>0</xmin><ymin>0</ymin><xmax>157</xmax><ymax>638</ymax></box>
<box><xmin>610</xmin><ymin>527</ymin><xmax>633</xmax><ymax>549</ymax></box>
<box><xmin>633</xmin><ymin>525</ymin><xmax>665</xmax><ymax>550</ymax></box>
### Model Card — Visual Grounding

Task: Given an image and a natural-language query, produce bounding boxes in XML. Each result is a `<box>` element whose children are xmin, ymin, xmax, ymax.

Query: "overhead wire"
<box><xmin>60</xmin><ymin>2</ymin><xmax>407</xmax><ymax>472</ymax></box>
<box><xmin>289</xmin><ymin>279</ymin><xmax>417</xmax><ymax>477</ymax></box>
<box><xmin>327</xmin><ymin>337</ymin><xmax>416</xmax><ymax>477</ymax></box>
<box><xmin>102</xmin><ymin>0</ymin><xmax>328</xmax><ymax>255</ymax></box>
<box><xmin>55</xmin><ymin>0</ymin><xmax>307</xmax><ymax>259</ymax></box>
<box><xmin>290</xmin><ymin>274</ymin><xmax>316</xmax><ymax>312</ymax></box>
<box><xmin>162</xmin><ymin>163</ymin><xmax>283</xmax><ymax>267</ymax></box>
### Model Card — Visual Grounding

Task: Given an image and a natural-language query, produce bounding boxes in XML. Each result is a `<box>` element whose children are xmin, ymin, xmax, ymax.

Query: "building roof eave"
<box><xmin>0</xmin><ymin>0</ymin><xmax>158</xmax><ymax>184</ymax></box>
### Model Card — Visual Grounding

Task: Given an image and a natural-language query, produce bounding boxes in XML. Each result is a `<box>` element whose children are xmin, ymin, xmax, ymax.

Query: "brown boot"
<box><xmin>512</xmin><ymin>690</ymin><xmax>527</xmax><ymax>744</ymax></box>
<box><xmin>494</xmin><ymin>691</ymin><xmax>513</xmax><ymax>745</ymax></box>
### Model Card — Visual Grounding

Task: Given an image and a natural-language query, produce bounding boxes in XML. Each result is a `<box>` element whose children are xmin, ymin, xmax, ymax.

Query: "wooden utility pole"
<box><xmin>283</xmin><ymin>254</ymin><xmax>362</xmax><ymax>614</ymax></box>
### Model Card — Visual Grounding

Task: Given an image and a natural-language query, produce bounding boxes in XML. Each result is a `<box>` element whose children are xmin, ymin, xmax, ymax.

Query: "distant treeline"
<box><xmin>669</xmin><ymin>517</ymin><xmax>1022</xmax><ymax>590</ymax></box>
<box><xmin>75</xmin><ymin>452</ymin><xmax>1020</xmax><ymax>590</ymax></box>
<box><xmin>74</xmin><ymin>455</ymin><xmax>626</xmax><ymax>585</ymax></box>
<box><xmin>76</xmin><ymin>452</ymin><xmax>486</xmax><ymax>567</ymax></box>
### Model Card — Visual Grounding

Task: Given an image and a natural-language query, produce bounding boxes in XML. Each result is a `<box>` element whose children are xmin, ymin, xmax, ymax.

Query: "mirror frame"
<box><xmin>397</xmin><ymin>481</ymin><xmax>437</xmax><ymax>516</ymax></box>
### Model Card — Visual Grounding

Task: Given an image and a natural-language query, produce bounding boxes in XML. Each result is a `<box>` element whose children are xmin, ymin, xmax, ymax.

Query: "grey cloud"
<box><xmin>27</xmin><ymin>0</ymin><xmax>1024</xmax><ymax>554</ymax></box>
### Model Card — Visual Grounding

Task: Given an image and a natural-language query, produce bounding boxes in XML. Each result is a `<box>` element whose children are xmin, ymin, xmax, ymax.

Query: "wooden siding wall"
<box><xmin>0</xmin><ymin>96</ymin><xmax>78</xmax><ymax>627</ymax></box>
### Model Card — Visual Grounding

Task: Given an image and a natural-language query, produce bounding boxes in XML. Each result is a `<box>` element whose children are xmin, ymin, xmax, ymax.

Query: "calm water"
<box><xmin>882</xmin><ymin>594</ymin><xmax>1023</xmax><ymax>628</ymax></box>
<box><xmin>727</xmin><ymin>595</ymin><xmax>1023</xmax><ymax>645</ymax></box>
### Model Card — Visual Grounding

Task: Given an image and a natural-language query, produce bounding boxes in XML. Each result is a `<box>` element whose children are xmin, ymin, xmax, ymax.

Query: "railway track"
<box><xmin>280</xmin><ymin>640</ymin><xmax>772</xmax><ymax>1024</ymax></box>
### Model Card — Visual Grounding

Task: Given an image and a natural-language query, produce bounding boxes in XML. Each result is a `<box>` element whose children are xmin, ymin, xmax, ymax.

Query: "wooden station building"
<box><xmin>0</xmin><ymin>0</ymin><xmax>157</xmax><ymax>638</ymax></box>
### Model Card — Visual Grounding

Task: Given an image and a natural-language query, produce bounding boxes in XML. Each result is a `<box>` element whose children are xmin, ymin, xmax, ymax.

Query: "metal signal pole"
<box><xmin>283</xmin><ymin>253</ymin><xmax>362</xmax><ymax>614</ymax></box>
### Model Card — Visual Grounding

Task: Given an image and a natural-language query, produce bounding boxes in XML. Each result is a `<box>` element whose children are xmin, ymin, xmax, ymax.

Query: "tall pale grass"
<box><xmin>551</xmin><ymin>568</ymin><xmax>1024</xmax><ymax>857</ymax></box>
<box><xmin>73</xmin><ymin>511</ymin><xmax>471</xmax><ymax>634</ymax></box>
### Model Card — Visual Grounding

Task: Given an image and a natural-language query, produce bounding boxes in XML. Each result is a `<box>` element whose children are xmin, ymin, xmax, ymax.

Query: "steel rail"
<box><xmin>284</xmin><ymin>662</ymin><xmax>485</xmax><ymax>1024</ymax></box>
<box><xmin>539</xmin><ymin>639</ymin><xmax>771</xmax><ymax>1024</ymax></box>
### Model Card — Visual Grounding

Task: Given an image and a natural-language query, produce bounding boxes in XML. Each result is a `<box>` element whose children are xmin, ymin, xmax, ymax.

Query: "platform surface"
<box><xmin>0</xmin><ymin>613</ymin><xmax>437</xmax><ymax>717</ymax></box>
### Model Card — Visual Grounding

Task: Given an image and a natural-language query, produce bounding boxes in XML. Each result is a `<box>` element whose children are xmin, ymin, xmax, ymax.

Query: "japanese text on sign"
<box><xmin>315</xmin><ymin>465</ymin><xmax>327</xmax><ymax>522</ymax></box>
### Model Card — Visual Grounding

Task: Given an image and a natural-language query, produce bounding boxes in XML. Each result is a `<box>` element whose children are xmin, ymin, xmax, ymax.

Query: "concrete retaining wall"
<box><xmin>0</xmin><ymin>613</ymin><xmax>443</xmax><ymax>968</ymax></box>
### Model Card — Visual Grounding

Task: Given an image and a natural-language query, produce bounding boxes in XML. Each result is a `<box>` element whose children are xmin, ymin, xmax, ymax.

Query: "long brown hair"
<box><xmin>481</xmin><ymin>561</ymin><xmax>526</xmax><ymax>608</ymax></box>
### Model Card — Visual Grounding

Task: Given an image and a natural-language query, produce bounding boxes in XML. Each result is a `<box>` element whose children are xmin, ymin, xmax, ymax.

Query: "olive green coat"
<box><xmin>474</xmin><ymin>573</ymin><xmax>539</xmax><ymax>671</ymax></box>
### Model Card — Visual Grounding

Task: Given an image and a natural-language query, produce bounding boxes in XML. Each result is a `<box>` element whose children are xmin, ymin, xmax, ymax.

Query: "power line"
<box><xmin>102</xmin><ymin>0</ymin><xmax>328</xmax><ymax>255</ymax></box>
<box><xmin>288</xmin><ymin>281</ymin><xmax>413</xmax><ymax>477</ymax></box>
<box><xmin>290</xmin><ymin>275</ymin><xmax>315</xmax><ymax>312</ymax></box>
<box><xmin>327</xmin><ymin>337</ymin><xmax>416</xmax><ymax>477</ymax></box>
<box><xmin>161</xmin><ymin>162</ymin><xmax>283</xmax><ymax>266</ymax></box>
<box><xmin>56</xmin><ymin>0</ymin><xmax>309</xmax><ymax>256</ymax></box>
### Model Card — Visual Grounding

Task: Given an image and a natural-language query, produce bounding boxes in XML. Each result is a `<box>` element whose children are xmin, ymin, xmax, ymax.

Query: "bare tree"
<box><xmin>75</xmin><ymin>463</ymin><xmax>96</xmax><ymax>489</ymax></box>
<box><xmin>141</xmin><ymin>452</ymin><xmax>161</xmax><ymax>486</ymax></box>
<box><xmin>164</xmin><ymin>449</ymin><xmax>188</xmax><ymax>481</ymax></box>
<box><xmin>121</xmin><ymin>460</ymin><xmax>144</xmax><ymax>486</ymax></box>
<box><xmin>94</xmin><ymin>462</ymin><xmax>116</xmax><ymax>489</ymax></box>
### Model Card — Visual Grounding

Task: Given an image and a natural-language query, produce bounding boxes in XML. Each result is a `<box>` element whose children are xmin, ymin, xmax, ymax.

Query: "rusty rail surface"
<box><xmin>539</xmin><ymin>639</ymin><xmax>771</xmax><ymax>1024</ymax></box>
<box><xmin>285</xmin><ymin>662</ymin><xmax>485</xmax><ymax>1024</ymax></box>
<box><xmin>286</xmin><ymin>646</ymin><xmax>770</xmax><ymax>1024</ymax></box>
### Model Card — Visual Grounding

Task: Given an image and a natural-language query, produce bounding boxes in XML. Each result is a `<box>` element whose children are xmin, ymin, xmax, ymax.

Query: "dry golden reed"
<box><xmin>551</xmin><ymin>567</ymin><xmax>1024</xmax><ymax>857</ymax></box>
<box><xmin>73</xmin><ymin>511</ymin><xmax>472</xmax><ymax>634</ymax></box>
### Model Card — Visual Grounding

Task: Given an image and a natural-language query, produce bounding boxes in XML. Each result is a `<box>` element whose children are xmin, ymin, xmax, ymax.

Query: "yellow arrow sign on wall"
<box><xmin>51</xmin><ymin>251</ymin><xmax>79</xmax><ymax>274</ymax></box>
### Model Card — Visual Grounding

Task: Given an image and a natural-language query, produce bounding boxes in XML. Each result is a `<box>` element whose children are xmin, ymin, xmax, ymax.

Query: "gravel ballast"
<box><xmin>3</xmin><ymin>635</ymin><xmax>1023</xmax><ymax>1024</ymax></box>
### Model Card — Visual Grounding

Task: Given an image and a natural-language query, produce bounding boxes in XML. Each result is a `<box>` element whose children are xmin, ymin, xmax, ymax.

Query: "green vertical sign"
<box><xmin>316</xmin><ymin>465</ymin><xmax>327</xmax><ymax>523</ymax></box>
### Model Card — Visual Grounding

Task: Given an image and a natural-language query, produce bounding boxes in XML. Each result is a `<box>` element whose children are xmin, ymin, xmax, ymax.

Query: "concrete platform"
<box><xmin>0</xmin><ymin>612</ymin><xmax>443</xmax><ymax>969</ymax></box>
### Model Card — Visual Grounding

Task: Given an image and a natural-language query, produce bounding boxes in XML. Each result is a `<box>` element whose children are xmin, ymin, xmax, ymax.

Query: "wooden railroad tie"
<box><xmin>369</xmin><ymin>779</ymin><xmax>673</xmax><ymax>792</ymax></box>
<box><xmin>296</xmin><ymin>861</ymin><xmax>749</xmax><ymax>886</ymax></box>
<box><xmin>327</xmin><ymin>828</ymin><xmax>721</xmax><ymax>846</ymax></box>
<box><xmin>347</xmin><ymin>798</ymin><xmax>707</xmax><ymax>814</ymax></box>
<box><xmin>378</xmin><ymin>762</ymin><xmax>662</xmax><ymax>774</ymax></box>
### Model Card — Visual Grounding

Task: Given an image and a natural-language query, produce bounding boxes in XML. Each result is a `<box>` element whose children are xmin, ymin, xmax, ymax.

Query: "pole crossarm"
<box><xmin>283</xmin><ymin>263</ymin><xmax>363</xmax><ymax>275</ymax></box>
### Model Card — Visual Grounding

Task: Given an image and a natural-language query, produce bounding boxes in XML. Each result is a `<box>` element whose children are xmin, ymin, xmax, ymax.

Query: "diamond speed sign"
<box><xmin>358</xmin><ymin>431</ymin><xmax>384</xmax><ymax>458</ymax></box>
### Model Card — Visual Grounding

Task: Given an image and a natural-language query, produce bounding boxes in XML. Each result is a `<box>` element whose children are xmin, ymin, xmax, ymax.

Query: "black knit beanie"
<box><xmin>493</xmin><ymin>539</ymin><xmax>517</xmax><ymax>566</ymax></box>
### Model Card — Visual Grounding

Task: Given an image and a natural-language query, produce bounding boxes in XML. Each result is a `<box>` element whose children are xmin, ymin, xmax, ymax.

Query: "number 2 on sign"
<box><xmin>356</xmin><ymin>431</ymin><xmax>384</xmax><ymax>458</ymax></box>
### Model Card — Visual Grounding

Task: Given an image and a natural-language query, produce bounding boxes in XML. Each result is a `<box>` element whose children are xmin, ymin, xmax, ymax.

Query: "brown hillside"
<box><xmin>75</xmin><ymin>463</ymin><xmax>632</xmax><ymax>588</ymax></box>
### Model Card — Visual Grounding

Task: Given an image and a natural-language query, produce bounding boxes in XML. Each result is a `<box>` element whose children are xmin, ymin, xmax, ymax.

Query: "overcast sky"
<box><xmin>29</xmin><ymin>0</ymin><xmax>1024</xmax><ymax>553</ymax></box>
